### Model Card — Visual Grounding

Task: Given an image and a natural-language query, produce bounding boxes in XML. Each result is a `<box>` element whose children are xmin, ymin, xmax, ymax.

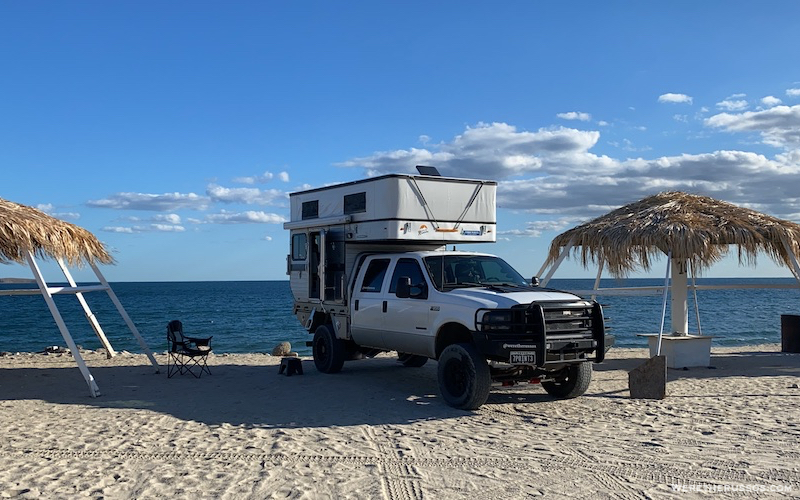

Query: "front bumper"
<box><xmin>473</xmin><ymin>301</ymin><xmax>608</xmax><ymax>366</ymax></box>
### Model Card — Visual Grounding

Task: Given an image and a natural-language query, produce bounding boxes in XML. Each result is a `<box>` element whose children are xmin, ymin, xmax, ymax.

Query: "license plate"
<box><xmin>509</xmin><ymin>351</ymin><xmax>536</xmax><ymax>365</ymax></box>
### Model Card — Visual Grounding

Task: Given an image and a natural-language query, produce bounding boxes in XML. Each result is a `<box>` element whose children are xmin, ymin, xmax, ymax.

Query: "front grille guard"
<box><xmin>475</xmin><ymin>301</ymin><xmax>606</xmax><ymax>363</ymax></box>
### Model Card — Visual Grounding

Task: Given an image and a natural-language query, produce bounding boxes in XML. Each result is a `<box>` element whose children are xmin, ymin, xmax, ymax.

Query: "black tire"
<box><xmin>313</xmin><ymin>325</ymin><xmax>346</xmax><ymax>374</ymax></box>
<box><xmin>542</xmin><ymin>362</ymin><xmax>592</xmax><ymax>399</ymax></box>
<box><xmin>437</xmin><ymin>343</ymin><xmax>491</xmax><ymax>410</ymax></box>
<box><xmin>397</xmin><ymin>352</ymin><xmax>429</xmax><ymax>368</ymax></box>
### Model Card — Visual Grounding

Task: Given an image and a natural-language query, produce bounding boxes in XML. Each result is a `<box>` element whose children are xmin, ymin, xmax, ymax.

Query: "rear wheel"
<box><xmin>542</xmin><ymin>362</ymin><xmax>592</xmax><ymax>398</ymax></box>
<box><xmin>437</xmin><ymin>343</ymin><xmax>491</xmax><ymax>410</ymax></box>
<box><xmin>313</xmin><ymin>325</ymin><xmax>346</xmax><ymax>373</ymax></box>
<box><xmin>398</xmin><ymin>352</ymin><xmax>428</xmax><ymax>367</ymax></box>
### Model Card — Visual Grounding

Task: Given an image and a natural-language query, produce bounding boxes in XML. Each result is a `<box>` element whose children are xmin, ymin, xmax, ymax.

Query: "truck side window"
<box><xmin>389</xmin><ymin>258</ymin><xmax>428</xmax><ymax>298</ymax></box>
<box><xmin>291</xmin><ymin>233</ymin><xmax>307</xmax><ymax>260</ymax></box>
<box><xmin>360</xmin><ymin>259</ymin><xmax>390</xmax><ymax>293</ymax></box>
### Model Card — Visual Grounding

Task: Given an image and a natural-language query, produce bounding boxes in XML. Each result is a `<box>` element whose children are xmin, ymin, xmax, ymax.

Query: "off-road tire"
<box><xmin>313</xmin><ymin>325</ymin><xmax>346</xmax><ymax>373</ymax></box>
<box><xmin>437</xmin><ymin>343</ymin><xmax>491</xmax><ymax>410</ymax></box>
<box><xmin>542</xmin><ymin>362</ymin><xmax>592</xmax><ymax>399</ymax></box>
<box><xmin>397</xmin><ymin>352</ymin><xmax>428</xmax><ymax>368</ymax></box>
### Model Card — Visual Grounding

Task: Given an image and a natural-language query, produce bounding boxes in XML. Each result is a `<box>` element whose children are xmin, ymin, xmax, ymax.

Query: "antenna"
<box><xmin>416</xmin><ymin>165</ymin><xmax>441</xmax><ymax>176</ymax></box>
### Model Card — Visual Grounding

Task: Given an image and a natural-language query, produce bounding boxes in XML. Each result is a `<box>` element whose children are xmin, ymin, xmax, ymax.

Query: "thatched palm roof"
<box><xmin>0</xmin><ymin>197</ymin><xmax>113</xmax><ymax>266</ymax></box>
<box><xmin>547</xmin><ymin>191</ymin><xmax>800</xmax><ymax>277</ymax></box>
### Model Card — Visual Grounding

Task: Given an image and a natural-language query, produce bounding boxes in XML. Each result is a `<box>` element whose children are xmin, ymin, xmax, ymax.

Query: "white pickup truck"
<box><xmin>284</xmin><ymin>172</ymin><xmax>607</xmax><ymax>409</ymax></box>
<box><xmin>308</xmin><ymin>249</ymin><xmax>606</xmax><ymax>409</ymax></box>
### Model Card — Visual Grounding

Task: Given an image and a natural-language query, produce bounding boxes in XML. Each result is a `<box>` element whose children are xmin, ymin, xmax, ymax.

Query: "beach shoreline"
<box><xmin>1</xmin><ymin>344</ymin><xmax>799</xmax><ymax>498</ymax></box>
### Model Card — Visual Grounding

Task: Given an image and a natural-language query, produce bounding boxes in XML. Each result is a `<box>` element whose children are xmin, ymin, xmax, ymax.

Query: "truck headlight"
<box><xmin>480</xmin><ymin>310</ymin><xmax>513</xmax><ymax>332</ymax></box>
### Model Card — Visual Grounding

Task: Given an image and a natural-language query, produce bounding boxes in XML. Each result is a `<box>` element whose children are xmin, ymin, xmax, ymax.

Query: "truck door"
<box><xmin>349</xmin><ymin>257</ymin><xmax>391</xmax><ymax>349</ymax></box>
<box><xmin>382</xmin><ymin>258</ymin><xmax>433</xmax><ymax>357</ymax></box>
<box><xmin>308</xmin><ymin>231</ymin><xmax>321</xmax><ymax>299</ymax></box>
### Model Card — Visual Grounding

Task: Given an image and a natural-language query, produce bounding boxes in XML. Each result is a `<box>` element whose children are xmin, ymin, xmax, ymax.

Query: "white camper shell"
<box><xmin>284</xmin><ymin>174</ymin><xmax>497</xmax><ymax>243</ymax></box>
<box><xmin>285</xmin><ymin>174</ymin><xmax>496</xmax><ymax>306</ymax></box>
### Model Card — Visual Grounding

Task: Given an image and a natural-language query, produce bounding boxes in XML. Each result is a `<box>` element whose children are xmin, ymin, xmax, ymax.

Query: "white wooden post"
<box><xmin>657</xmin><ymin>251</ymin><xmax>671</xmax><ymax>356</ymax></box>
<box><xmin>57</xmin><ymin>259</ymin><xmax>117</xmax><ymax>359</ymax></box>
<box><xmin>89</xmin><ymin>262</ymin><xmax>161</xmax><ymax>372</ymax></box>
<box><xmin>670</xmin><ymin>256</ymin><xmax>689</xmax><ymax>335</ymax></box>
<box><xmin>26</xmin><ymin>252</ymin><xmax>101</xmax><ymax>397</ymax></box>
<box><xmin>540</xmin><ymin>241</ymin><xmax>573</xmax><ymax>287</ymax></box>
<box><xmin>781</xmin><ymin>237</ymin><xmax>800</xmax><ymax>284</ymax></box>
<box><xmin>591</xmin><ymin>260</ymin><xmax>604</xmax><ymax>302</ymax></box>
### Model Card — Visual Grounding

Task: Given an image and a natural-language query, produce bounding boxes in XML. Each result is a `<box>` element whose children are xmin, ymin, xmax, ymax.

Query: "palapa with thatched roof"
<box><xmin>544</xmin><ymin>191</ymin><xmax>800</xmax><ymax>279</ymax></box>
<box><xmin>538</xmin><ymin>191</ymin><xmax>800</xmax><ymax>367</ymax></box>
<box><xmin>1</xmin><ymin>197</ymin><xmax>159</xmax><ymax>397</ymax></box>
<box><xmin>0</xmin><ymin>197</ymin><xmax>114</xmax><ymax>267</ymax></box>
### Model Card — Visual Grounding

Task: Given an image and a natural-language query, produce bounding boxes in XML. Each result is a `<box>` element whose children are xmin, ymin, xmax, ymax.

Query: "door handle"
<box><xmin>354</xmin><ymin>299</ymin><xmax>359</xmax><ymax>311</ymax></box>
<box><xmin>382</xmin><ymin>300</ymin><xmax>387</xmax><ymax>313</ymax></box>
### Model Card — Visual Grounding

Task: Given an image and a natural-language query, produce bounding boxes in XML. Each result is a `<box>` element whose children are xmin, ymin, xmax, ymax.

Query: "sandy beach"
<box><xmin>0</xmin><ymin>344</ymin><xmax>798</xmax><ymax>499</ymax></box>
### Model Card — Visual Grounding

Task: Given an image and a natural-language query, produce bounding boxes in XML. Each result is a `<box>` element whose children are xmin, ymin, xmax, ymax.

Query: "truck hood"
<box><xmin>446</xmin><ymin>287</ymin><xmax>584</xmax><ymax>308</ymax></box>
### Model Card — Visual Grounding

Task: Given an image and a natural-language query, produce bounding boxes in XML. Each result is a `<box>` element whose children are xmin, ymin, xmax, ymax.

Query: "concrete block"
<box><xmin>628</xmin><ymin>355</ymin><xmax>667</xmax><ymax>399</ymax></box>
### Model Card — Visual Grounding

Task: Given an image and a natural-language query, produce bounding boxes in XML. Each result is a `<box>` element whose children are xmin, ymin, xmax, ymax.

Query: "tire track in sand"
<box><xmin>362</xmin><ymin>425</ymin><xmax>422</xmax><ymax>500</ymax></box>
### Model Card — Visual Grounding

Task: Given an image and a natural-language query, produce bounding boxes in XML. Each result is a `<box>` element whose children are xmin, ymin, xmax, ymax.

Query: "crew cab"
<box><xmin>309</xmin><ymin>250</ymin><xmax>606</xmax><ymax>409</ymax></box>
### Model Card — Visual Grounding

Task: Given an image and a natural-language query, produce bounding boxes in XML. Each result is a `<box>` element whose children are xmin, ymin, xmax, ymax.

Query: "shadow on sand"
<box><xmin>2</xmin><ymin>350</ymin><xmax>798</xmax><ymax>428</ymax></box>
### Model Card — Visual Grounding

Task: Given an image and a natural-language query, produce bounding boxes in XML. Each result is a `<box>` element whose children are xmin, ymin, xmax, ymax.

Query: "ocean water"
<box><xmin>1</xmin><ymin>279</ymin><xmax>798</xmax><ymax>355</ymax></box>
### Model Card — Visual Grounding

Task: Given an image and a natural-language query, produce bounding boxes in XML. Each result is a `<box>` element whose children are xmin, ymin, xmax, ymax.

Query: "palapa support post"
<box><xmin>89</xmin><ymin>261</ymin><xmax>161</xmax><ymax>373</ymax></box>
<box><xmin>57</xmin><ymin>259</ymin><xmax>117</xmax><ymax>359</ymax></box>
<box><xmin>26</xmin><ymin>252</ymin><xmax>101</xmax><ymax>397</ymax></box>
<box><xmin>645</xmin><ymin>254</ymin><xmax>713</xmax><ymax>369</ymax></box>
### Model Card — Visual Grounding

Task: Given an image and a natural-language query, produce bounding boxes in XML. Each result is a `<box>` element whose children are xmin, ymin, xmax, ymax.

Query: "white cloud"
<box><xmin>498</xmin><ymin>218</ymin><xmax>580</xmax><ymax>238</ymax></box>
<box><xmin>556</xmin><ymin>111</ymin><xmax>591</xmax><ymax>122</ymax></box>
<box><xmin>786</xmin><ymin>88</ymin><xmax>800</xmax><ymax>97</ymax></box>
<box><xmin>673</xmin><ymin>114</ymin><xmax>689</xmax><ymax>123</ymax></box>
<box><xmin>153</xmin><ymin>213</ymin><xmax>181</xmax><ymax>224</ymax></box>
<box><xmin>716</xmin><ymin>99</ymin><xmax>749</xmax><ymax>111</ymax></box>
<box><xmin>705</xmin><ymin>105</ymin><xmax>800</xmax><ymax>149</ymax></box>
<box><xmin>35</xmin><ymin>203</ymin><xmax>80</xmax><ymax>221</ymax></box>
<box><xmin>339</xmin><ymin>120</ymin><xmax>800</xmax><ymax>233</ymax></box>
<box><xmin>206</xmin><ymin>185</ymin><xmax>287</xmax><ymax>205</ymax></box>
<box><xmin>102</xmin><ymin>224</ymin><xmax>185</xmax><ymax>233</ymax></box>
<box><xmin>658</xmin><ymin>93</ymin><xmax>693</xmax><ymax>104</ymax></box>
<box><xmin>203</xmin><ymin>211</ymin><xmax>287</xmax><ymax>224</ymax></box>
<box><xmin>233</xmin><ymin>170</ymin><xmax>291</xmax><ymax>184</ymax></box>
<box><xmin>88</xmin><ymin>192</ymin><xmax>208</xmax><ymax>211</ymax></box>
<box><xmin>339</xmin><ymin>122</ymin><xmax>610</xmax><ymax>179</ymax></box>
<box><xmin>761</xmin><ymin>96</ymin><xmax>782</xmax><ymax>107</ymax></box>
<box><xmin>264</xmin><ymin>235</ymin><xmax>273</xmax><ymax>241</ymax></box>
<box><xmin>233</xmin><ymin>170</ymin><xmax>276</xmax><ymax>184</ymax></box>
<box><xmin>496</xmin><ymin>149</ymin><xmax>800</xmax><ymax>220</ymax></box>
<box><xmin>597</xmin><ymin>120</ymin><xmax>609</xmax><ymax>126</ymax></box>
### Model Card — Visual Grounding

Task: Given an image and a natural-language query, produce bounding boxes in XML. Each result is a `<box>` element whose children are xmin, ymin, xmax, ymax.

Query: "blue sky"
<box><xmin>2</xmin><ymin>1</ymin><xmax>800</xmax><ymax>282</ymax></box>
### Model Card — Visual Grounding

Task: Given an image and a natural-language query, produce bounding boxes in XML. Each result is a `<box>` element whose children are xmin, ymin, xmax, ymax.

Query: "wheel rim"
<box><xmin>315</xmin><ymin>337</ymin><xmax>329</xmax><ymax>365</ymax></box>
<box><xmin>442</xmin><ymin>358</ymin><xmax>468</xmax><ymax>397</ymax></box>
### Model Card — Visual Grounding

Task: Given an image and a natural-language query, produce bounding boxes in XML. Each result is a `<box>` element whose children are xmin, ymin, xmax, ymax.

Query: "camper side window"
<box><xmin>302</xmin><ymin>200</ymin><xmax>319</xmax><ymax>220</ymax></box>
<box><xmin>344</xmin><ymin>192</ymin><xmax>366</xmax><ymax>214</ymax></box>
<box><xmin>291</xmin><ymin>233</ymin><xmax>307</xmax><ymax>260</ymax></box>
<box><xmin>360</xmin><ymin>259</ymin><xmax>390</xmax><ymax>293</ymax></box>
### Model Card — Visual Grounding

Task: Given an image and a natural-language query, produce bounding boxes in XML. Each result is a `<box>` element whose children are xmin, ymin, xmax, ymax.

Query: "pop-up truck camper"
<box><xmin>285</xmin><ymin>167</ymin><xmax>607</xmax><ymax>409</ymax></box>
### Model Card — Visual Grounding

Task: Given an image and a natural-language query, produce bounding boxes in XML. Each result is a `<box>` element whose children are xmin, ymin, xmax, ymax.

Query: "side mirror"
<box><xmin>396</xmin><ymin>277</ymin><xmax>412</xmax><ymax>298</ymax></box>
<box><xmin>530</xmin><ymin>276</ymin><xmax>540</xmax><ymax>287</ymax></box>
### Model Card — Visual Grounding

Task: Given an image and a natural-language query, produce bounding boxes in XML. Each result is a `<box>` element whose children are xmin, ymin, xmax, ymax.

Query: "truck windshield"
<box><xmin>423</xmin><ymin>255</ymin><xmax>530</xmax><ymax>291</ymax></box>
